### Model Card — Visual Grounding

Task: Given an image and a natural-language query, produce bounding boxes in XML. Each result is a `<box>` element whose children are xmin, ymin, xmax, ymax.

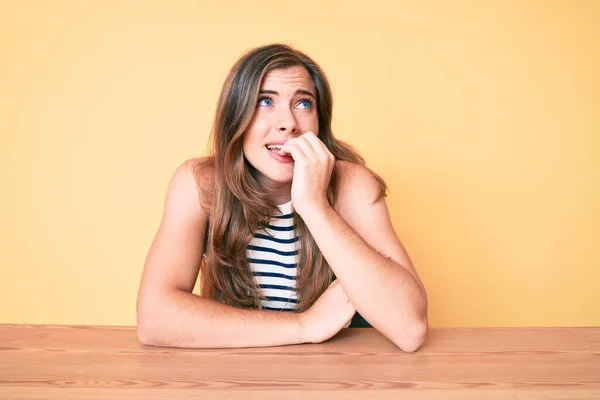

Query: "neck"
<box><xmin>260</xmin><ymin>177</ymin><xmax>292</xmax><ymax>205</ymax></box>
<box><xmin>245</xmin><ymin>159</ymin><xmax>292</xmax><ymax>205</ymax></box>
<box><xmin>252</xmin><ymin>172</ymin><xmax>291</xmax><ymax>205</ymax></box>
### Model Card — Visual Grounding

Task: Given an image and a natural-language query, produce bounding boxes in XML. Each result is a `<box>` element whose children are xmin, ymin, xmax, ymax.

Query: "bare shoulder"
<box><xmin>137</xmin><ymin>157</ymin><xmax>213</xmax><ymax>297</ymax></box>
<box><xmin>333</xmin><ymin>162</ymin><xmax>423</xmax><ymax>288</ymax></box>
<box><xmin>167</xmin><ymin>157</ymin><xmax>214</xmax><ymax>219</ymax></box>
<box><xmin>334</xmin><ymin>160</ymin><xmax>386</xmax><ymax>215</ymax></box>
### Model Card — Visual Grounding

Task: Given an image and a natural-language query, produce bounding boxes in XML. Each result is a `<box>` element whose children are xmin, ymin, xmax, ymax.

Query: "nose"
<box><xmin>275</xmin><ymin>107</ymin><xmax>298</xmax><ymax>136</ymax></box>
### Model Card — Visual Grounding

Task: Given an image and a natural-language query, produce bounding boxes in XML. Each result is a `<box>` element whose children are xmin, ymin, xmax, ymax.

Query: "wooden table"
<box><xmin>1</xmin><ymin>325</ymin><xmax>599</xmax><ymax>399</ymax></box>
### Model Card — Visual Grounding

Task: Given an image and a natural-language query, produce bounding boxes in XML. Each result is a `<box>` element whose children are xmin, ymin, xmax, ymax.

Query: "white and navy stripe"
<box><xmin>246</xmin><ymin>201</ymin><xmax>299</xmax><ymax>311</ymax></box>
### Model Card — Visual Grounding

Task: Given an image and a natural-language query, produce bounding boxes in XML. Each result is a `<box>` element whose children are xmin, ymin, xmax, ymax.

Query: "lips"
<box><xmin>265</xmin><ymin>144</ymin><xmax>293</xmax><ymax>163</ymax></box>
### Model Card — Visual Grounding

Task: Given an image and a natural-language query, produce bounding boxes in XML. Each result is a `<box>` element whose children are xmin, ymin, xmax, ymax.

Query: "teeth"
<box><xmin>266</xmin><ymin>144</ymin><xmax>282</xmax><ymax>151</ymax></box>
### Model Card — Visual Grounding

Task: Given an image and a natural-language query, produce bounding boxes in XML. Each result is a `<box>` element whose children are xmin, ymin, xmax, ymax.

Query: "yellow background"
<box><xmin>1</xmin><ymin>0</ymin><xmax>598</xmax><ymax>327</ymax></box>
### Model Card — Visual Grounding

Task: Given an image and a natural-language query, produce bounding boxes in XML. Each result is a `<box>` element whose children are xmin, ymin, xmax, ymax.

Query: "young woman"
<box><xmin>136</xmin><ymin>43</ymin><xmax>428</xmax><ymax>352</ymax></box>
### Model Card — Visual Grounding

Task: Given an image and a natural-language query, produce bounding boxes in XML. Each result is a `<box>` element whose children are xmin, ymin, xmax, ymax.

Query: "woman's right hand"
<box><xmin>298</xmin><ymin>280</ymin><xmax>356</xmax><ymax>344</ymax></box>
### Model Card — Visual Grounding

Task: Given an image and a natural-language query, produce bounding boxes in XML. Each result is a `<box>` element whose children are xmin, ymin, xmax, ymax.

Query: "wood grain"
<box><xmin>1</xmin><ymin>325</ymin><xmax>599</xmax><ymax>399</ymax></box>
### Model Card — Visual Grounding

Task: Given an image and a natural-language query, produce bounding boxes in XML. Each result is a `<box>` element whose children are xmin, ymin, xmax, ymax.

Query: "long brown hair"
<box><xmin>196</xmin><ymin>43</ymin><xmax>386</xmax><ymax>311</ymax></box>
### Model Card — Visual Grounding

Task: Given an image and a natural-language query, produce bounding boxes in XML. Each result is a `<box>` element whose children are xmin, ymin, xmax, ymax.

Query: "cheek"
<box><xmin>241</xmin><ymin>130</ymin><xmax>252</xmax><ymax>153</ymax></box>
<box><xmin>245</xmin><ymin>117</ymin><xmax>269</xmax><ymax>143</ymax></box>
<box><xmin>242</xmin><ymin>136</ymin><xmax>260</xmax><ymax>164</ymax></box>
<box><xmin>243</xmin><ymin>122</ymin><xmax>261</xmax><ymax>147</ymax></box>
<box><xmin>242</xmin><ymin>126</ymin><xmax>267</xmax><ymax>163</ymax></box>
<box><xmin>298</xmin><ymin>113</ymin><xmax>319</xmax><ymax>133</ymax></box>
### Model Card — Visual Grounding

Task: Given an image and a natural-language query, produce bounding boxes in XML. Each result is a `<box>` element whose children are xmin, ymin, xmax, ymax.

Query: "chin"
<box><xmin>253</xmin><ymin>162</ymin><xmax>293</xmax><ymax>183</ymax></box>
<box><xmin>264</xmin><ymin>170</ymin><xmax>293</xmax><ymax>183</ymax></box>
<box><xmin>244</xmin><ymin>154</ymin><xmax>294</xmax><ymax>184</ymax></box>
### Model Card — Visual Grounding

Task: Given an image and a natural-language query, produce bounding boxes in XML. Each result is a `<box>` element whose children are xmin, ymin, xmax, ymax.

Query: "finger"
<box><xmin>302</xmin><ymin>132</ymin><xmax>332</xmax><ymax>160</ymax></box>
<box><xmin>279</xmin><ymin>138</ymin><xmax>300</xmax><ymax>155</ymax></box>
<box><xmin>281</xmin><ymin>138</ymin><xmax>314</xmax><ymax>162</ymax></box>
<box><xmin>291</xmin><ymin>136</ymin><xmax>318</xmax><ymax>161</ymax></box>
<box><xmin>280</xmin><ymin>140</ymin><xmax>309</xmax><ymax>163</ymax></box>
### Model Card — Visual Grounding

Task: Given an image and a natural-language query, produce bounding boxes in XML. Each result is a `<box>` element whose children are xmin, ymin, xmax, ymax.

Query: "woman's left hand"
<box><xmin>280</xmin><ymin>131</ymin><xmax>335</xmax><ymax>217</ymax></box>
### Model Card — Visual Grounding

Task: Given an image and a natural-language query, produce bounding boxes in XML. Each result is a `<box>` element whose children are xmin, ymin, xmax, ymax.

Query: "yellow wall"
<box><xmin>1</xmin><ymin>0</ymin><xmax>599</xmax><ymax>327</ymax></box>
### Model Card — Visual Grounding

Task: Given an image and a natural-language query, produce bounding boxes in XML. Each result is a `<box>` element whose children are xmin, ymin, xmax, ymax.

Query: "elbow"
<box><xmin>137</xmin><ymin>314</ymin><xmax>173</xmax><ymax>347</ymax></box>
<box><xmin>136</xmin><ymin>296</ymin><xmax>164</xmax><ymax>347</ymax></box>
<box><xmin>136</xmin><ymin>289</ymin><xmax>188</xmax><ymax>348</ymax></box>
<box><xmin>136</xmin><ymin>320</ymin><xmax>159</xmax><ymax>346</ymax></box>
<box><xmin>136</xmin><ymin>312</ymin><xmax>158</xmax><ymax>346</ymax></box>
<box><xmin>391</xmin><ymin>319</ymin><xmax>428</xmax><ymax>353</ymax></box>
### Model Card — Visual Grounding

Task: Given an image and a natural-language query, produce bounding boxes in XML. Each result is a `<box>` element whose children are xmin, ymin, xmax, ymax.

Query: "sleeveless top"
<box><xmin>241</xmin><ymin>201</ymin><xmax>369</xmax><ymax>328</ymax></box>
<box><xmin>246</xmin><ymin>200</ymin><xmax>299</xmax><ymax>311</ymax></box>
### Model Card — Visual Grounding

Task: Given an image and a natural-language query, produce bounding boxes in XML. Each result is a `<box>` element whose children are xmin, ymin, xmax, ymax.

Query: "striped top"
<box><xmin>246</xmin><ymin>200</ymin><xmax>299</xmax><ymax>312</ymax></box>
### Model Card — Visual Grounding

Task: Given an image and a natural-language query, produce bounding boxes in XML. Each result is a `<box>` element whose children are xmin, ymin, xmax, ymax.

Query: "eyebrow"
<box><xmin>259</xmin><ymin>89</ymin><xmax>316</xmax><ymax>99</ymax></box>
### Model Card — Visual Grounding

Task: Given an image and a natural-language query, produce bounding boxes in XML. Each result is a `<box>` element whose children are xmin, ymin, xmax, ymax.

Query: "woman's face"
<box><xmin>242</xmin><ymin>65</ymin><xmax>319</xmax><ymax>187</ymax></box>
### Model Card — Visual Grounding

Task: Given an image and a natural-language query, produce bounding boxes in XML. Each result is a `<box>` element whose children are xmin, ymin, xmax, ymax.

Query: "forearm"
<box><xmin>302</xmin><ymin>207</ymin><xmax>427</xmax><ymax>351</ymax></box>
<box><xmin>137</xmin><ymin>289</ymin><xmax>303</xmax><ymax>348</ymax></box>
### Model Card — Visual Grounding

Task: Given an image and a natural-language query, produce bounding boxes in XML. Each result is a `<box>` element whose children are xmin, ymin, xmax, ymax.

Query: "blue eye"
<box><xmin>296</xmin><ymin>98</ymin><xmax>313</xmax><ymax>109</ymax></box>
<box><xmin>258</xmin><ymin>97</ymin><xmax>273</xmax><ymax>107</ymax></box>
